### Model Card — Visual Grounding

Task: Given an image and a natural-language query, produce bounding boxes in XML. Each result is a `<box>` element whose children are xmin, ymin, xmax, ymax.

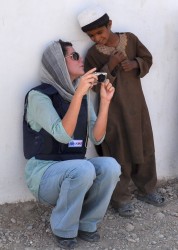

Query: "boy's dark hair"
<box><xmin>58</xmin><ymin>39</ymin><xmax>72</xmax><ymax>56</ymax></box>
<box><xmin>81</xmin><ymin>14</ymin><xmax>109</xmax><ymax>32</ymax></box>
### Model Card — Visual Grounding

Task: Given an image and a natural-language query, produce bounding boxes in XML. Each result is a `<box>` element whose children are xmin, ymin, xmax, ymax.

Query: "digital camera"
<box><xmin>94</xmin><ymin>72</ymin><xmax>107</xmax><ymax>83</ymax></box>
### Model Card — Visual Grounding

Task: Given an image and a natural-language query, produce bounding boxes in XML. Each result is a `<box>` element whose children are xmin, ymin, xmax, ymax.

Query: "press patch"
<box><xmin>68</xmin><ymin>140</ymin><xmax>83</xmax><ymax>147</ymax></box>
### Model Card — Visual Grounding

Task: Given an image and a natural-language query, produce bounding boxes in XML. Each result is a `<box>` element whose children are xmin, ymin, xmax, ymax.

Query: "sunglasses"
<box><xmin>65</xmin><ymin>52</ymin><xmax>80</xmax><ymax>61</ymax></box>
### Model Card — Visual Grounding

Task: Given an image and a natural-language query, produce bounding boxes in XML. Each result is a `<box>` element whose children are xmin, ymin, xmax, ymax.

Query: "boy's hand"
<box><xmin>108</xmin><ymin>50</ymin><xmax>127</xmax><ymax>71</ymax></box>
<box><xmin>121</xmin><ymin>59</ymin><xmax>139</xmax><ymax>72</ymax></box>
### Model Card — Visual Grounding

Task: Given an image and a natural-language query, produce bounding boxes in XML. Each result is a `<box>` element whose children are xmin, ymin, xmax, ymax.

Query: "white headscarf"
<box><xmin>40</xmin><ymin>41</ymin><xmax>78</xmax><ymax>102</ymax></box>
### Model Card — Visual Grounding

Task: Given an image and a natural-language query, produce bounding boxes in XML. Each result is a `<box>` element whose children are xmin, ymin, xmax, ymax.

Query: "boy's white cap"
<box><xmin>78</xmin><ymin>6</ymin><xmax>106</xmax><ymax>28</ymax></box>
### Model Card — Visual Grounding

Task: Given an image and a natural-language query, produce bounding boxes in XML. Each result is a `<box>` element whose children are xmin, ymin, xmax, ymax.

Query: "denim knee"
<box><xmin>68</xmin><ymin>160</ymin><xmax>96</xmax><ymax>188</ymax></box>
<box><xmin>100</xmin><ymin>157</ymin><xmax>121</xmax><ymax>180</ymax></box>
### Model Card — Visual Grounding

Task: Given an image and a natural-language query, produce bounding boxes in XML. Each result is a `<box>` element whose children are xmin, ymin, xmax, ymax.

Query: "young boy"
<box><xmin>77</xmin><ymin>6</ymin><xmax>165</xmax><ymax>217</ymax></box>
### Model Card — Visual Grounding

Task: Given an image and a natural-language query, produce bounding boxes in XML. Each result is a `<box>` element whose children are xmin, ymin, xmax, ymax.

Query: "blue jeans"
<box><xmin>38</xmin><ymin>157</ymin><xmax>121</xmax><ymax>238</ymax></box>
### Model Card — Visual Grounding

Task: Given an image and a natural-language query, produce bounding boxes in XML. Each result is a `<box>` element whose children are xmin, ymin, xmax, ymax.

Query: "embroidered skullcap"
<box><xmin>77</xmin><ymin>6</ymin><xmax>109</xmax><ymax>32</ymax></box>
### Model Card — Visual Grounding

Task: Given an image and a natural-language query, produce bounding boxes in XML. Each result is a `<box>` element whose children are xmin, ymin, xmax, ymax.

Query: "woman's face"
<box><xmin>65</xmin><ymin>46</ymin><xmax>84</xmax><ymax>81</ymax></box>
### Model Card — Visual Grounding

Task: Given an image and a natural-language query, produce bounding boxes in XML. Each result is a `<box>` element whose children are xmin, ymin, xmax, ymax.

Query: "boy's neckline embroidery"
<box><xmin>96</xmin><ymin>33</ymin><xmax>127</xmax><ymax>57</ymax></box>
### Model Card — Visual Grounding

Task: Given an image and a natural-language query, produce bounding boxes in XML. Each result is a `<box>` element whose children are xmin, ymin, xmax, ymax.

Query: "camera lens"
<box><xmin>98</xmin><ymin>74</ymin><xmax>105</xmax><ymax>82</ymax></box>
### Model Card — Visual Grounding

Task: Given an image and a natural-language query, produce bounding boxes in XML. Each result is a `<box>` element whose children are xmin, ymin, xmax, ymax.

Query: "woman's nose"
<box><xmin>79</xmin><ymin>57</ymin><xmax>83</xmax><ymax>63</ymax></box>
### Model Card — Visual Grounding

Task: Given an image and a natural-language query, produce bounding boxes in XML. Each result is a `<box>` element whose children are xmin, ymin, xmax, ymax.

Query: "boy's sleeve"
<box><xmin>130</xmin><ymin>32</ymin><xmax>153</xmax><ymax>78</ymax></box>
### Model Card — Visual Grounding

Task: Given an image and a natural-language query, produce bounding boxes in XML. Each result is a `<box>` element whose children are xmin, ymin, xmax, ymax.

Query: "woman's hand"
<box><xmin>75</xmin><ymin>68</ymin><xmax>97</xmax><ymax>97</ymax></box>
<box><xmin>93</xmin><ymin>80</ymin><xmax>114</xmax><ymax>142</ymax></box>
<box><xmin>100</xmin><ymin>80</ymin><xmax>115</xmax><ymax>103</ymax></box>
<box><xmin>62</xmin><ymin>68</ymin><xmax>97</xmax><ymax>137</ymax></box>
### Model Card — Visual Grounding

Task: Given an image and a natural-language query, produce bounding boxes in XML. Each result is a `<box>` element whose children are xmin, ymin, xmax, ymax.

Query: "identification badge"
<box><xmin>68</xmin><ymin>140</ymin><xmax>83</xmax><ymax>148</ymax></box>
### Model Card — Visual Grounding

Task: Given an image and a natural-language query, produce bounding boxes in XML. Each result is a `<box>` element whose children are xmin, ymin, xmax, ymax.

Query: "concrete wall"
<box><xmin>0</xmin><ymin>0</ymin><xmax>178</xmax><ymax>204</ymax></box>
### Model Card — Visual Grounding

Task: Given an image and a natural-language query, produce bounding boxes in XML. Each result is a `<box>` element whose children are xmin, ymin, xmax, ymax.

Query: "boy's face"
<box><xmin>86</xmin><ymin>21</ymin><xmax>112</xmax><ymax>45</ymax></box>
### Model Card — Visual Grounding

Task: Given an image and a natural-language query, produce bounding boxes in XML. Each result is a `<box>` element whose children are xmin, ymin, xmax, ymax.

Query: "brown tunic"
<box><xmin>85</xmin><ymin>32</ymin><xmax>155</xmax><ymax>165</ymax></box>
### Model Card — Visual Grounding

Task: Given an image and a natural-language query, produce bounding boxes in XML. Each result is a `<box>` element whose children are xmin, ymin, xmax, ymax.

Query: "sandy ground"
<box><xmin>0</xmin><ymin>178</ymin><xmax>178</xmax><ymax>250</ymax></box>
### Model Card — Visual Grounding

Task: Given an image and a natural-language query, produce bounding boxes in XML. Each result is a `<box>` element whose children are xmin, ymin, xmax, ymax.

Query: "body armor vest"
<box><xmin>23</xmin><ymin>83</ymin><xmax>88</xmax><ymax>161</ymax></box>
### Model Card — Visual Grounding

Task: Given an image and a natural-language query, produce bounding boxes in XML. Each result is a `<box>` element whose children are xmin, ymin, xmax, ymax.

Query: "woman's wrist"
<box><xmin>73</xmin><ymin>90</ymin><xmax>84</xmax><ymax>100</ymax></box>
<box><xmin>100</xmin><ymin>98</ymin><xmax>111</xmax><ymax>107</ymax></box>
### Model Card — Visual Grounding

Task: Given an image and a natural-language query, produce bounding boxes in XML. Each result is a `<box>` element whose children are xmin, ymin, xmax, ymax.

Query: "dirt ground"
<box><xmin>0</xmin><ymin>178</ymin><xmax>178</xmax><ymax>250</ymax></box>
